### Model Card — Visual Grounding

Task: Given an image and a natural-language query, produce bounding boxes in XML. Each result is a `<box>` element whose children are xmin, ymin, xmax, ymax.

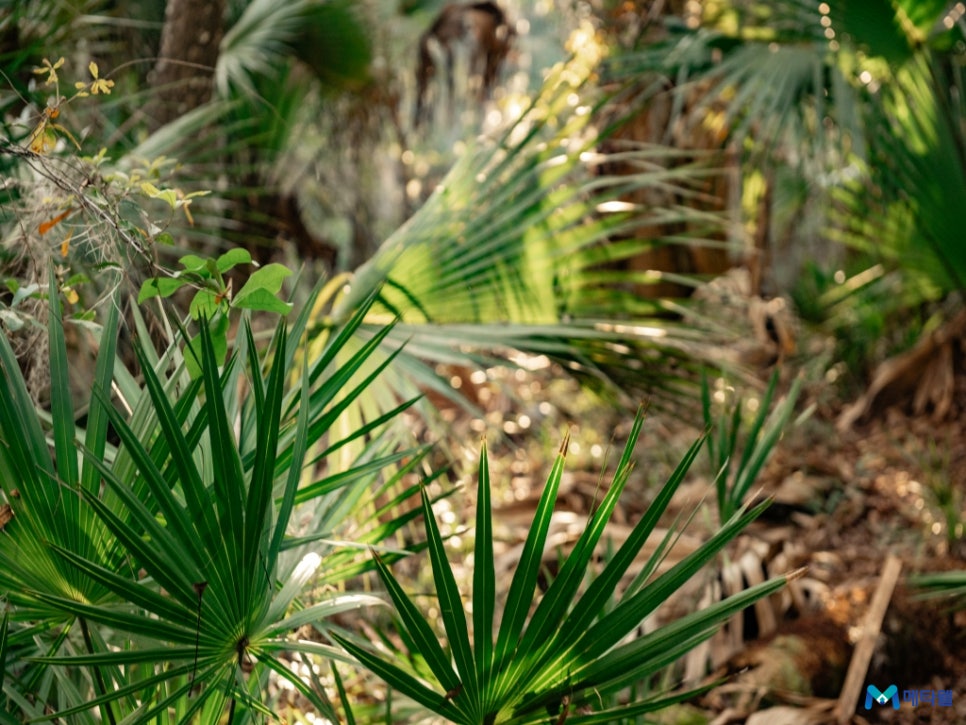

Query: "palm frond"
<box><xmin>0</xmin><ymin>278</ymin><xmax>434</xmax><ymax>717</ymax></box>
<box><xmin>615</xmin><ymin>0</ymin><xmax>966</xmax><ymax>304</ymax></box>
<box><xmin>296</xmin><ymin>52</ymin><xmax>746</xmax><ymax>427</ymax></box>
<box><xmin>830</xmin><ymin>52</ymin><xmax>966</xmax><ymax>291</ymax></box>
<box><xmin>337</xmin><ymin>407</ymin><xmax>791</xmax><ymax>723</ymax></box>
<box><xmin>217</xmin><ymin>0</ymin><xmax>370</xmax><ymax>98</ymax></box>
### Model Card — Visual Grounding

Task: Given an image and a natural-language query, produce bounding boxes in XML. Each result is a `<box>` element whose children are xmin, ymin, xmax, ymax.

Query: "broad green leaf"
<box><xmin>233</xmin><ymin>263</ymin><xmax>291</xmax><ymax>305</ymax></box>
<box><xmin>137</xmin><ymin>276</ymin><xmax>186</xmax><ymax>303</ymax></box>
<box><xmin>231</xmin><ymin>287</ymin><xmax>293</xmax><ymax>315</ymax></box>
<box><xmin>216</xmin><ymin>247</ymin><xmax>252</xmax><ymax>272</ymax></box>
<box><xmin>178</xmin><ymin>253</ymin><xmax>209</xmax><ymax>273</ymax></box>
<box><xmin>188</xmin><ymin>288</ymin><xmax>223</xmax><ymax>320</ymax></box>
<box><xmin>184</xmin><ymin>314</ymin><xmax>229</xmax><ymax>379</ymax></box>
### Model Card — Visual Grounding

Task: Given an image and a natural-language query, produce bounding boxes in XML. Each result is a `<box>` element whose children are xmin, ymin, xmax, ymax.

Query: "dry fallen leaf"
<box><xmin>0</xmin><ymin>503</ymin><xmax>13</xmax><ymax>530</ymax></box>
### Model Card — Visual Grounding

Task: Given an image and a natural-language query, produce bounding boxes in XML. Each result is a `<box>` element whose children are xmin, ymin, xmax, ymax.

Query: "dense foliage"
<box><xmin>3</xmin><ymin>0</ymin><xmax>963</xmax><ymax>722</ymax></box>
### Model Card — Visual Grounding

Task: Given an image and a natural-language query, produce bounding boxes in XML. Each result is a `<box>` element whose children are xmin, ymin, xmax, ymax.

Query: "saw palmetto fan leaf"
<box><xmin>337</xmin><ymin>407</ymin><xmax>794</xmax><ymax>724</ymax></box>
<box><xmin>0</xmin><ymin>282</ymin><xmax>428</xmax><ymax>722</ymax></box>
<box><xmin>315</xmin><ymin>47</ymin><xmax>741</xmax><ymax>425</ymax></box>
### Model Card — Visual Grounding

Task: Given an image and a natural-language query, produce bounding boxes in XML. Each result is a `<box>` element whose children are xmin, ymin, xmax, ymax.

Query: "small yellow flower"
<box><xmin>92</xmin><ymin>78</ymin><xmax>114</xmax><ymax>94</ymax></box>
<box><xmin>87</xmin><ymin>61</ymin><xmax>114</xmax><ymax>94</ymax></box>
<box><xmin>33</xmin><ymin>57</ymin><xmax>65</xmax><ymax>86</ymax></box>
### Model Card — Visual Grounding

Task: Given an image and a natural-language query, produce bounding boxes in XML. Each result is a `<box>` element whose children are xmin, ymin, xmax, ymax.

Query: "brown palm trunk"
<box><xmin>146</xmin><ymin>0</ymin><xmax>226</xmax><ymax>130</ymax></box>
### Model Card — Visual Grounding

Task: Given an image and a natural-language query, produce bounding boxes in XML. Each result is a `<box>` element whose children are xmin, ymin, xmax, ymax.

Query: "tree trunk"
<box><xmin>146</xmin><ymin>0</ymin><xmax>226</xmax><ymax>130</ymax></box>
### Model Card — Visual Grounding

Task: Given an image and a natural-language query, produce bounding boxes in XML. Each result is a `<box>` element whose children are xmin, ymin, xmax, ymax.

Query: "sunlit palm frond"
<box><xmin>336</xmin><ymin>407</ymin><xmax>792</xmax><ymax>723</ymax></box>
<box><xmin>830</xmin><ymin>52</ymin><xmax>966</xmax><ymax>293</ymax></box>
<box><xmin>310</xmin><ymin>54</ymin><xmax>743</xmax><ymax>424</ymax></box>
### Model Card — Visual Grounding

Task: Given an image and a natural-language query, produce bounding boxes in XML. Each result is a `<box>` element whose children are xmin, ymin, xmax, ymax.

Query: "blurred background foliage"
<box><xmin>0</xmin><ymin>0</ymin><xmax>762</xmax><ymax>435</ymax></box>
<box><xmin>2</xmin><ymin>0</ymin><xmax>966</xmax><ymax>720</ymax></box>
<box><xmin>605</xmin><ymin>0</ymin><xmax>966</xmax><ymax>390</ymax></box>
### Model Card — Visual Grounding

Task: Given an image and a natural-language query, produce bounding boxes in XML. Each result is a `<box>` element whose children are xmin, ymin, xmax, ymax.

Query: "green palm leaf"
<box><xmin>340</xmin><ymin>407</ymin><xmax>790</xmax><ymax>723</ymax></box>
<box><xmin>217</xmin><ymin>0</ymin><xmax>370</xmax><ymax>98</ymax></box>
<box><xmin>473</xmin><ymin>438</ymin><xmax>496</xmax><ymax>689</ymax></box>
<box><xmin>0</xmin><ymin>278</ymin><xmax>432</xmax><ymax>718</ymax></box>
<box><xmin>0</xmin><ymin>278</ymin><xmax>127</xmax><ymax>623</ymax></box>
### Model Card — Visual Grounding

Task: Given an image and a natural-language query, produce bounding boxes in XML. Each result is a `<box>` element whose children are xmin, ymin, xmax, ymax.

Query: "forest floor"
<box><xmin>848</xmin><ymin>411</ymin><xmax>966</xmax><ymax>724</ymax></box>
<box><xmin>437</xmin><ymin>331</ymin><xmax>966</xmax><ymax>724</ymax></box>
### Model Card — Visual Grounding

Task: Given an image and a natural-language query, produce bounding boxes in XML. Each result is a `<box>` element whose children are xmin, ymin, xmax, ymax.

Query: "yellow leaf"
<box><xmin>141</xmin><ymin>182</ymin><xmax>178</xmax><ymax>208</ymax></box>
<box><xmin>64</xmin><ymin>288</ymin><xmax>79</xmax><ymax>305</ymax></box>
<box><xmin>88</xmin><ymin>61</ymin><xmax>99</xmax><ymax>79</ymax></box>
<box><xmin>28</xmin><ymin>122</ymin><xmax>47</xmax><ymax>153</ymax></box>
<box><xmin>51</xmin><ymin>123</ymin><xmax>81</xmax><ymax>150</ymax></box>
<box><xmin>29</xmin><ymin>125</ymin><xmax>57</xmax><ymax>155</ymax></box>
